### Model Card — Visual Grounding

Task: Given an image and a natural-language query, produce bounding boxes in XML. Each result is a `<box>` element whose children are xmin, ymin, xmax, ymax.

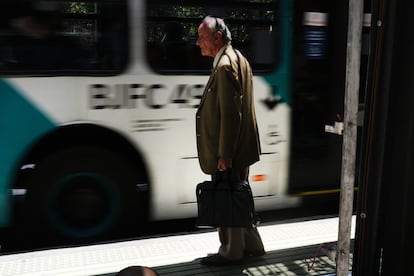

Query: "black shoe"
<box><xmin>200</xmin><ymin>254</ymin><xmax>241</xmax><ymax>266</ymax></box>
<box><xmin>244</xmin><ymin>249</ymin><xmax>265</xmax><ymax>257</ymax></box>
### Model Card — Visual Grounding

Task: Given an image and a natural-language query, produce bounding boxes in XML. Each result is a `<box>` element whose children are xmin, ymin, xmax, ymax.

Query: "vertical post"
<box><xmin>336</xmin><ymin>0</ymin><xmax>363</xmax><ymax>275</ymax></box>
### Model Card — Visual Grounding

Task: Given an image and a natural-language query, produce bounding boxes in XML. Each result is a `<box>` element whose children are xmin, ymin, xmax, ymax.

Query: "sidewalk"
<box><xmin>0</xmin><ymin>216</ymin><xmax>355</xmax><ymax>276</ymax></box>
<box><xmin>143</xmin><ymin>243</ymin><xmax>349</xmax><ymax>276</ymax></box>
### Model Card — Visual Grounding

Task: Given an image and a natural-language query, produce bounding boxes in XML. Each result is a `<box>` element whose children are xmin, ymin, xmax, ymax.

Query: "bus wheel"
<box><xmin>22</xmin><ymin>147</ymin><xmax>143</xmax><ymax>241</ymax></box>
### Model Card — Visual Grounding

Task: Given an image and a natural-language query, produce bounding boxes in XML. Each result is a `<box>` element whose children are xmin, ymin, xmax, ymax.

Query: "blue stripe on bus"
<box><xmin>0</xmin><ymin>79</ymin><xmax>55</xmax><ymax>226</ymax></box>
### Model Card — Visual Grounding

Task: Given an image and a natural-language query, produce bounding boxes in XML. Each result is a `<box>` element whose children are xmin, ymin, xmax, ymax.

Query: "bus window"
<box><xmin>0</xmin><ymin>1</ymin><xmax>128</xmax><ymax>75</ymax></box>
<box><xmin>146</xmin><ymin>0</ymin><xmax>281</xmax><ymax>74</ymax></box>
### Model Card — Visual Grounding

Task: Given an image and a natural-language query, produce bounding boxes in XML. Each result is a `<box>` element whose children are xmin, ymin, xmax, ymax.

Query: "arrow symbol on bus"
<box><xmin>261</xmin><ymin>96</ymin><xmax>282</xmax><ymax>110</ymax></box>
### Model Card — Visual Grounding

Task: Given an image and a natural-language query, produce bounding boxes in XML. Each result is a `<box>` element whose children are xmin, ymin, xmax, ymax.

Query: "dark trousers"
<box><xmin>214</xmin><ymin>167</ymin><xmax>264</xmax><ymax>260</ymax></box>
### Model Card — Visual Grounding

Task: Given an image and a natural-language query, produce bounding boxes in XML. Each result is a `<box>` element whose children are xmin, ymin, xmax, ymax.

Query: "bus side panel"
<box><xmin>0</xmin><ymin>79</ymin><xmax>56</xmax><ymax>226</ymax></box>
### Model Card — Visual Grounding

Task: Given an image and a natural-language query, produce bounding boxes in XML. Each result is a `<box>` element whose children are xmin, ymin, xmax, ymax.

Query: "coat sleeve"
<box><xmin>216</xmin><ymin>64</ymin><xmax>242</xmax><ymax>160</ymax></box>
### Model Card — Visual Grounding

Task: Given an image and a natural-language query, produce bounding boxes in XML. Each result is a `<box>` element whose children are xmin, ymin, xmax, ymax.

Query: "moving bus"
<box><xmin>0</xmin><ymin>0</ymin><xmax>359</xmax><ymax>242</ymax></box>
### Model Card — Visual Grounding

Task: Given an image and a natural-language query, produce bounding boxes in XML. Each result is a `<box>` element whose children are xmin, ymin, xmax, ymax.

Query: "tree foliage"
<box><xmin>63</xmin><ymin>2</ymin><xmax>95</xmax><ymax>14</ymax></box>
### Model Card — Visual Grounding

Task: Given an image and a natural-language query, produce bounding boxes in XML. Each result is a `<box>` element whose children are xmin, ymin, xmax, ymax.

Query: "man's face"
<box><xmin>196</xmin><ymin>23</ymin><xmax>217</xmax><ymax>58</ymax></box>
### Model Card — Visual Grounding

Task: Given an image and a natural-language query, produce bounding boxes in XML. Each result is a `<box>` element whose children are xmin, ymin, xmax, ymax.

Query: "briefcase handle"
<box><xmin>214</xmin><ymin>169</ymin><xmax>241</xmax><ymax>183</ymax></box>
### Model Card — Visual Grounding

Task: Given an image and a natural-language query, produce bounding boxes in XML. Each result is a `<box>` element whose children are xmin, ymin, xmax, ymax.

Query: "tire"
<box><xmin>22</xmin><ymin>146</ymin><xmax>145</xmax><ymax>241</ymax></box>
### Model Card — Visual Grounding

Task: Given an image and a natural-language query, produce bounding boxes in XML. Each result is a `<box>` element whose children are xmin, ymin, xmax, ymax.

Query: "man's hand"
<box><xmin>218</xmin><ymin>158</ymin><xmax>232</xmax><ymax>171</ymax></box>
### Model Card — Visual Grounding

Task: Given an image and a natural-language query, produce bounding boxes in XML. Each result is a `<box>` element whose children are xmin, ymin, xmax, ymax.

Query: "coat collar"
<box><xmin>213</xmin><ymin>46</ymin><xmax>226</xmax><ymax>68</ymax></box>
<box><xmin>213</xmin><ymin>44</ymin><xmax>232</xmax><ymax>68</ymax></box>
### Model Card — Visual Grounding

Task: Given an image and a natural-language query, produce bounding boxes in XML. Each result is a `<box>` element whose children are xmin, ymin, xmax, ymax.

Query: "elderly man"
<box><xmin>195</xmin><ymin>16</ymin><xmax>265</xmax><ymax>266</ymax></box>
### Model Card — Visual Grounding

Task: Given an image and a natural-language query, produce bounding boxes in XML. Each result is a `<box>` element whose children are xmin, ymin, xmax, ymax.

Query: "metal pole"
<box><xmin>336</xmin><ymin>0</ymin><xmax>363</xmax><ymax>275</ymax></box>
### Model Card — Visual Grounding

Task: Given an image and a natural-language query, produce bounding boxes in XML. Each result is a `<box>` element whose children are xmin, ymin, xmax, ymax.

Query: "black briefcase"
<box><xmin>195</xmin><ymin>171</ymin><xmax>259</xmax><ymax>228</ymax></box>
